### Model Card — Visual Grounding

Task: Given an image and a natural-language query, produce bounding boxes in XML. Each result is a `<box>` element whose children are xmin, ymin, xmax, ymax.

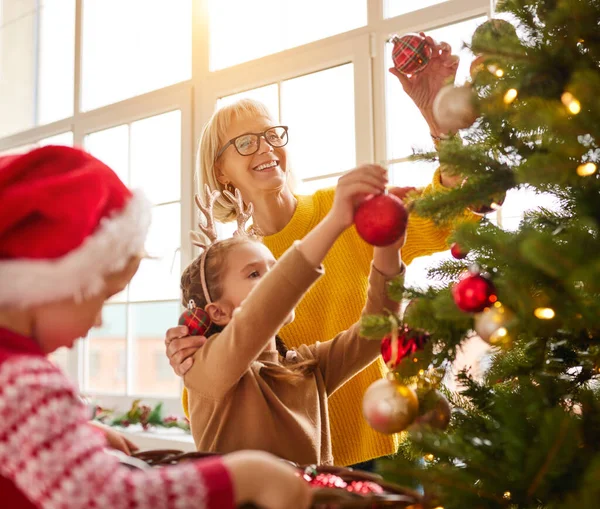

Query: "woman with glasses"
<box><xmin>166</xmin><ymin>36</ymin><xmax>467</xmax><ymax>470</ymax></box>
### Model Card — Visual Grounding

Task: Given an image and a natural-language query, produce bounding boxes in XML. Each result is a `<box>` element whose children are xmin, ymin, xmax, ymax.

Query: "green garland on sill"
<box><xmin>93</xmin><ymin>399</ymin><xmax>190</xmax><ymax>432</ymax></box>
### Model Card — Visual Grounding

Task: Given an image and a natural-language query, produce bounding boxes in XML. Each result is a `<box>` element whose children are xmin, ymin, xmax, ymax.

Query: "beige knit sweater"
<box><xmin>184</xmin><ymin>244</ymin><xmax>403</xmax><ymax>465</ymax></box>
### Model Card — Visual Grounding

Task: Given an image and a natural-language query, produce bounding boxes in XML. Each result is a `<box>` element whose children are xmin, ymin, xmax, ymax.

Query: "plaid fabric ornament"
<box><xmin>391</xmin><ymin>33</ymin><xmax>433</xmax><ymax>75</ymax></box>
<box><xmin>178</xmin><ymin>300</ymin><xmax>212</xmax><ymax>336</ymax></box>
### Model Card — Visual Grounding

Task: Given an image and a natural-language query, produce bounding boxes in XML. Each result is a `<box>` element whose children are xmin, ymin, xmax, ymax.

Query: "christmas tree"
<box><xmin>361</xmin><ymin>1</ymin><xmax>600</xmax><ymax>508</ymax></box>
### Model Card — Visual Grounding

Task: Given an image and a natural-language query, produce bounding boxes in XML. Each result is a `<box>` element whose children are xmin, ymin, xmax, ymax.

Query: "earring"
<box><xmin>226</xmin><ymin>183</ymin><xmax>235</xmax><ymax>194</ymax></box>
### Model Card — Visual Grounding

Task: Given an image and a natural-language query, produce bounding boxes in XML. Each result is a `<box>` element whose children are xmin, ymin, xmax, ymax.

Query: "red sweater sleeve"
<box><xmin>0</xmin><ymin>353</ymin><xmax>234</xmax><ymax>509</ymax></box>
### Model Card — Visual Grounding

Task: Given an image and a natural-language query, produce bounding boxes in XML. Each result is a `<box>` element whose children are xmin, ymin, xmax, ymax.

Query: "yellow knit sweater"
<box><xmin>182</xmin><ymin>170</ymin><xmax>454</xmax><ymax>466</ymax></box>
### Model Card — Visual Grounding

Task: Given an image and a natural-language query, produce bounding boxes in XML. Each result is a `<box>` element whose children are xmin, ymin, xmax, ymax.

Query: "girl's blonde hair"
<box><xmin>181</xmin><ymin>236</ymin><xmax>315</xmax><ymax>382</ymax></box>
<box><xmin>195</xmin><ymin>98</ymin><xmax>297</xmax><ymax>223</ymax></box>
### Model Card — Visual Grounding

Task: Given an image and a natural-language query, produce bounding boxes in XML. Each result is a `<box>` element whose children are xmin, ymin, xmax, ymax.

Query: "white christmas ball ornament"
<box><xmin>362</xmin><ymin>377</ymin><xmax>418</xmax><ymax>434</ymax></box>
<box><xmin>433</xmin><ymin>84</ymin><xmax>479</xmax><ymax>134</ymax></box>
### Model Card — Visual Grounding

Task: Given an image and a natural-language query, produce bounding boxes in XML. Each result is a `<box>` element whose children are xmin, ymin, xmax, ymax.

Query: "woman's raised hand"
<box><xmin>389</xmin><ymin>33</ymin><xmax>459</xmax><ymax>129</ymax></box>
<box><xmin>165</xmin><ymin>325</ymin><xmax>207</xmax><ymax>376</ymax></box>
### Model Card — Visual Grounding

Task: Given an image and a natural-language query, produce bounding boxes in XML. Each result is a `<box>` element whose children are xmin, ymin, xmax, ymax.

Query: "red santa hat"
<box><xmin>0</xmin><ymin>145</ymin><xmax>151</xmax><ymax>308</ymax></box>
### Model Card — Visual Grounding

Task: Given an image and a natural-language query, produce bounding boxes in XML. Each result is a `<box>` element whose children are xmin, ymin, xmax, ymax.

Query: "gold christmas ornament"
<box><xmin>474</xmin><ymin>302</ymin><xmax>515</xmax><ymax>346</ymax></box>
<box><xmin>432</xmin><ymin>84</ymin><xmax>479</xmax><ymax>134</ymax></box>
<box><xmin>362</xmin><ymin>377</ymin><xmax>419</xmax><ymax>434</ymax></box>
<box><xmin>411</xmin><ymin>389</ymin><xmax>452</xmax><ymax>431</ymax></box>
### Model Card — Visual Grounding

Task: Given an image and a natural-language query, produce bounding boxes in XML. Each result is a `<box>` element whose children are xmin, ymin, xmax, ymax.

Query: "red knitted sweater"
<box><xmin>0</xmin><ymin>327</ymin><xmax>234</xmax><ymax>509</ymax></box>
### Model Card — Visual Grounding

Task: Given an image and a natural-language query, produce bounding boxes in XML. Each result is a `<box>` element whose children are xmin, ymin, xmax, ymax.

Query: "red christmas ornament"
<box><xmin>307</xmin><ymin>473</ymin><xmax>348</xmax><ymax>489</ymax></box>
<box><xmin>178</xmin><ymin>300</ymin><xmax>211</xmax><ymax>336</ymax></box>
<box><xmin>381</xmin><ymin>325</ymin><xmax>429</xmax><ymax>369</ymax></box>
<box><xmin>354</xmin><ymin>194</ymin><xmax>408</xmax><ymax>247</ymax></box>
<box><xmin>452</xmin><ymin>271</ymin><xmax>497</xmax><ymax>313</ymax></box>
<box><xmin>450</xmin><ymin>242</ymin><xmax>469</xmax><ymax>259</ymax></box>
<box><xmin>346</xmin><ymin>481</ymin><xmax>384</xmax><ymax>495</ymax></box>
<box><xmin>391</xmin><ymin>33</ymin><xmax>433</xmax><ymax>75</ymax></box>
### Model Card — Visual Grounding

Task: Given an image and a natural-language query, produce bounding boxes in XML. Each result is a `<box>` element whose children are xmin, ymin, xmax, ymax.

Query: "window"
<box><xmin>81</xmin><ymin>0</ymin><xmax>192</xmax><ymax>111</ymax></box>
<box><xmin>209</xmin><ymin>0</ymin><xmax>367</xmax><ymax>70</ymax></box>
<box><xmin>83</xmin><ymin>110</ymin><xmax>183</xmax><ymax>397</ymax></box>
<box><xmin>0</xmin><ymin>0</ymin><xmax>75</xmax><ymax>137</ymax></box>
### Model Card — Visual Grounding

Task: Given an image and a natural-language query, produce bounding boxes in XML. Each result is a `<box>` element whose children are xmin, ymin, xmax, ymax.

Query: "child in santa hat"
<box><xmin>0</xmin><ymin>146</ymin><xmax>310</xmax><ymax>509</ymax></box>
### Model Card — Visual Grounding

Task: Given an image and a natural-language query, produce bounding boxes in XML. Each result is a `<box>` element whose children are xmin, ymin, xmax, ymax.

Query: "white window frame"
<box><xmin>0</xmin><ymin>0</ymin><xmax>495</xmax><ymax>414</ymax></box>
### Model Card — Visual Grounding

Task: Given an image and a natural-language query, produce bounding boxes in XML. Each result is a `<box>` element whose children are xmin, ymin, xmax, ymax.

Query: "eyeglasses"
<box><xmin>216</xmin><ymin>126</ymin><xmax>289</xmax><ymax>159</ymax></box>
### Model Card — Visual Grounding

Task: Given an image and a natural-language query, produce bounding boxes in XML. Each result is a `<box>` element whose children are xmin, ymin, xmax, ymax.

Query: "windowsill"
<box><xmin>114</xmin><ymin>424</ymin><xmax>196</xmax><ymax>452</ymax></box>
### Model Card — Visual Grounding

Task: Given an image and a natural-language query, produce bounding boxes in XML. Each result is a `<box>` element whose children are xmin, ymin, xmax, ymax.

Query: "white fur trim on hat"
<box><xmin>0</xmin><ymin>190</ymin><xmax>152</xmax><ymax>308</ymax></box>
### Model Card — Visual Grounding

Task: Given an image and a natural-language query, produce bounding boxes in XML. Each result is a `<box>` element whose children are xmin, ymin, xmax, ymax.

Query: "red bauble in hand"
<box><xmin>178</xmin><ymin>305</ymin><xmax>211</xmax><ymax>336</ymax></box>
<box><xmin>452</xmin><ymin>271</ymin><xmax>497</xmax><ymax>313</ymax></box>
<box><xmin>391</xmin><ymin>33</ymin><xmax>433</xmax><ymax>75</ymax></box>
<box><xmin>381</xmin><ymin>325</ymin><xmax>429</xmax><ymax>369</ymax></box>
<box><xmin>354</xmin><ymin>194</ymin><xmax>408</xmax><ymax>247</ymax></box>
<box><xmin>450</xmin><ymin>242</ymin><xmax>469</xmax><ymax>259</ymax></box>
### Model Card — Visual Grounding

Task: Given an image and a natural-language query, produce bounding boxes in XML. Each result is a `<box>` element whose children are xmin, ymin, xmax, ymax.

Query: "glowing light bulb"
<box><xmin>504</xmin><ymin>88</ymin><xmax>518</xmax><ymax>104</ymax></box>
<box><xmin>534</xmin><ymin>307</ymin><xmax>555</xmax><ymax>319</ymax></box>
<box><xmin>495</xmin><ymin>68</ymin><xmax>505</xmax><ymax>77</ymax></box>
<box><xmin>577</xmin><ymin>162</ymin><xmax>597</xmax><ymax>177</ymax></box>
<box><xmin>424</xmin><ymin>453</ymin><xmax>435</xmax><ymax>461</ymax></box>
<box><xmin>503</xmin><ymin>491</ymin><xmax>511</xmax><ymax>499</ymax></box>
<box><xmin>561</xmin><ymin>92</ymin><xmax>581</xmax><ymax>114</ymax></box>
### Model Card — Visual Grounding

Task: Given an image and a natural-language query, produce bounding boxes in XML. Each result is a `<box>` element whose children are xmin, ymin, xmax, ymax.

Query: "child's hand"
<box><xmin>223</xmin><ymin>451</ymin><xmax>311</xmax><ymax>509</ymax></box>
<box><xmin>328</xmin><ymin>164</ymin><xmax>388</xmax><ymax>232</ymax></box>
<box><xmin>88</xmin><ymin>421</ymin><xmax>139</xmax><ymax>456</ymax></box>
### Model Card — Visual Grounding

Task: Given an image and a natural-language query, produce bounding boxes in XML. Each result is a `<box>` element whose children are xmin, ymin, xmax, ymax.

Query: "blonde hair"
<box><xmin>195</xmin><ymin>98</ymin><xmax>297</xmax><ymax>223</ymax></box>
<box><xmin>181</xmin><ymin>235</ymin><xmax>315</xmax><ymax>381</ymax></box>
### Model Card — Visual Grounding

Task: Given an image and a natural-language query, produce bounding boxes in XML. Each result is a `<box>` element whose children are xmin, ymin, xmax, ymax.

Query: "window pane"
<box><xmin>130</xmin><ymin>111</ymin><xmax>181</xmax><ymax>205</ymax></box>
<box><xmin>85</xmin><ymin>125</ymin><xmax>129</xmax><ymax>185</ymax></box>
<box><xmin>281</xmin><ymin>64</ymin><xmax>355</xmax><ymax>181</ymax></box>
<box><xmin>0</xmin><ymin>0</ymin><xmax>74</xmax><ymax>138</ymax></box>
<box><xmin>40</xmin><ymin>131</ymin><xmax>73</xmax><ymax>146</ymax></box>
<box><xmin>209</xmin><ymin>0</ymin><xmax>366</xmax><ymax>70</ymax></box>
<box><xmin>218</xmin><ymin>84</ymin><xmax>280</xmax><ymax>121</ymax></box>
<box><xmin>129</xmin><ymin>203</ymin><xmax>181</xmax><ymax>301</ymax></box>
<box><xmin>38</xmin><ymin>0</ymin><xmax>75</xmax><ymax>125</ymax></box>
<box><xmin>86</xmin><ymin>304</ymin><xmax>127</xmax><ymax>393</ymax></box>
<box><xmin>385</xmin><ymin>0</ymin><xmax>448</xmax><ymax>18</ymax></box>
<box><xmin>385</xmin><ymin>17</ymin><xmax>487</xmax><ymax>160</ymax></box>
<box><xmin>388</xmin><ymin>160</ymin><xmax>439</xmax><ymax>189</ymax></box>
<box><xmin>0</xmin><ymin>1</ymin><xmax>36</xmax><ymax>137</ymax></box>
<box><xmin>82</xmin><ymin>0</ymin><xmax>191</xmax><ymax>111</ymax></box>
<box><xmin>130</xmin><ymin>302</ymin><xmax>180</xmax><ymax>396</ymax></box>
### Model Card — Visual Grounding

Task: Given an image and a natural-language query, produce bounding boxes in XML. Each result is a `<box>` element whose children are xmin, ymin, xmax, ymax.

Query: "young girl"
<box><xmin>182</xmin><ymin>164</ymin><xmax>406</xmax><ymax>466</ymax></box>
<box><xmin>0</xmin><ymin>146</ymin><xmax>310</xmax><ymax>509</ymax></box>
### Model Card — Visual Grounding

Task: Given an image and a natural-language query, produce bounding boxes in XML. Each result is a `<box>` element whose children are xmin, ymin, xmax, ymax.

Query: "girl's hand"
<box><xmin>328</xmin><ymin>164</ymin><xmax>388</xmax><ymax>232</ymax></box>
<box><xmin>223</xmin><ymin>451</ymin><xmax>312</xmax><ymax>509</ymax></box>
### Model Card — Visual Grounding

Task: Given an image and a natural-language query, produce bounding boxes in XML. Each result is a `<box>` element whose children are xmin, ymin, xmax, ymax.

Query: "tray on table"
<box><xmin>129</xmin><ymin>449</ymin><xmax>423</xmax><ymax>508</ymax></box>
